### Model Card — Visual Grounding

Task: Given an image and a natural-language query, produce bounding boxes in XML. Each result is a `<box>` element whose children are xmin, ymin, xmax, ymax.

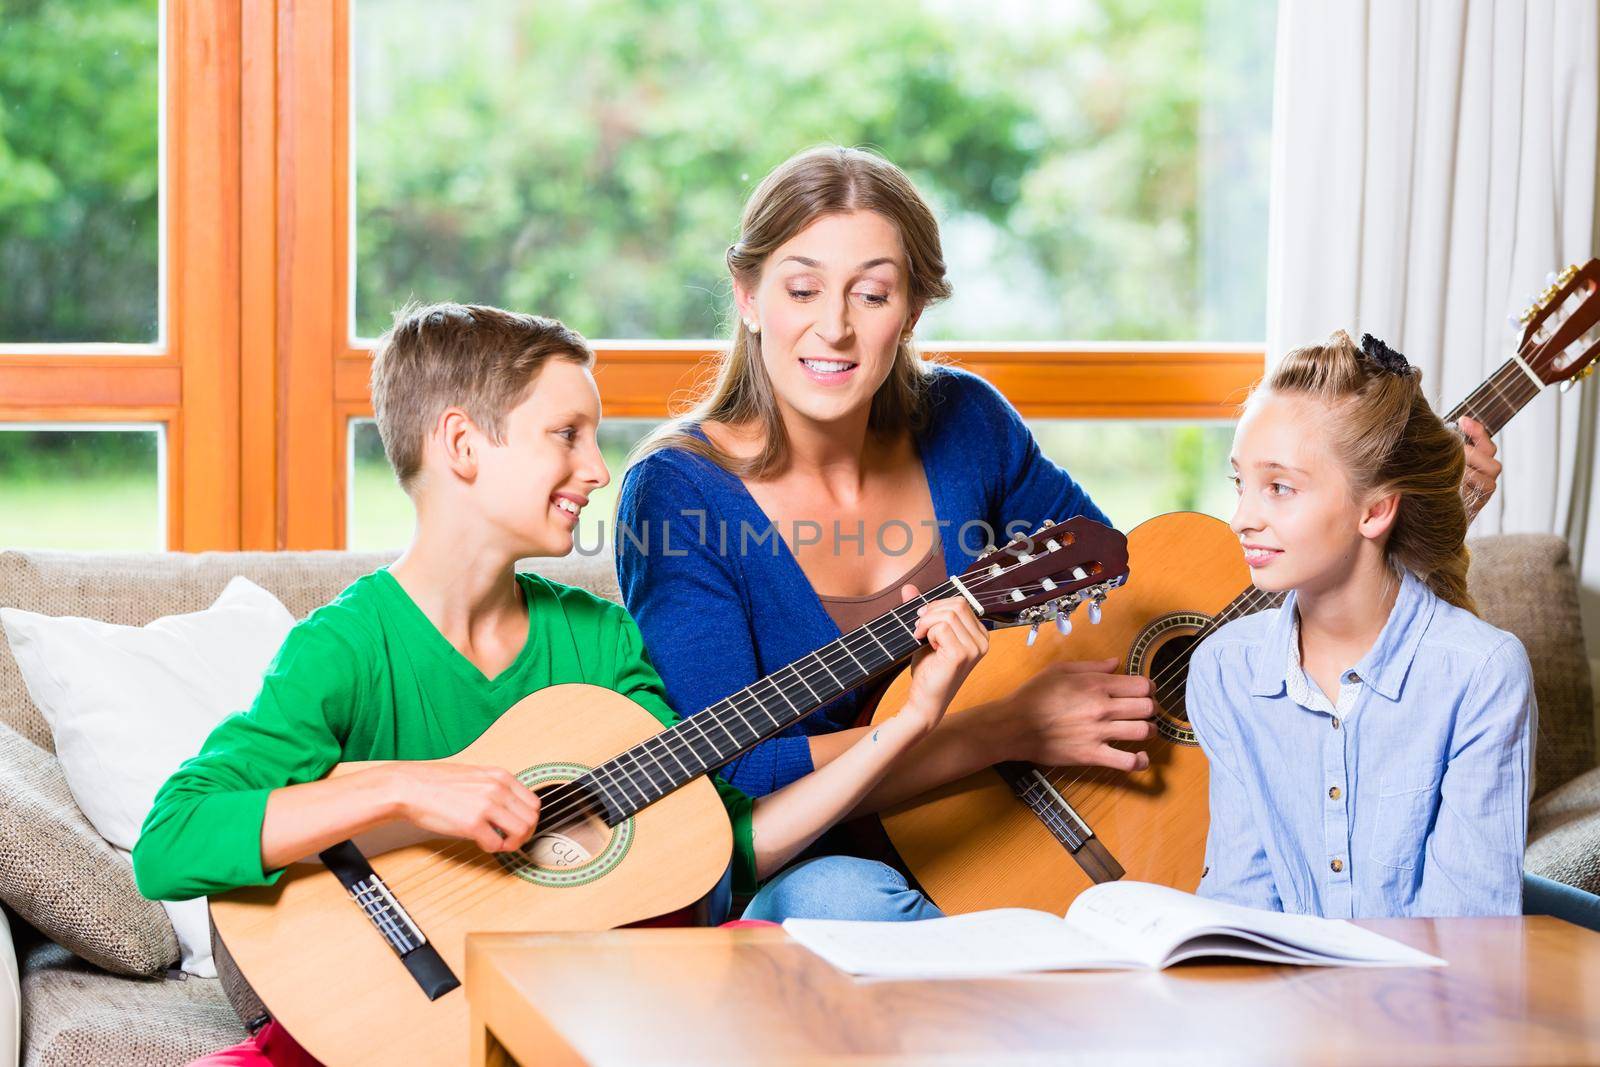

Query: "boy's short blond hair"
<box><xmin>369</xmin><ymin>302</ymin><xmax>594</xmax><ymax>490</ymax></box>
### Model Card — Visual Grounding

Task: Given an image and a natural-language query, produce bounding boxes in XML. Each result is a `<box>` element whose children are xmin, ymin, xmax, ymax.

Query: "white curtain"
<box><xmin>1266</xmin><ymin>0</ymin><xmax>1600</xmax><ymax>657</ymax></box>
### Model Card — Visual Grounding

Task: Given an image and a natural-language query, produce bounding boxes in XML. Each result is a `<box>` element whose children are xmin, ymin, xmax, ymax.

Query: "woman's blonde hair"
<box><xmin>632</xmin><ymin>145</ymin><xmax>952</xmax><ymax>478</ymax></box>
<box><xmin>1259</xmin><ymin>329</ymin><xmax>1477</xmax><ymax>614</ymax></box>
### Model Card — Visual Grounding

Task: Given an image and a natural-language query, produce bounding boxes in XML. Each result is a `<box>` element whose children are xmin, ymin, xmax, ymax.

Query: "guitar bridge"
<box><xmin>348</xmin><ymin>871</ymin><xmax>426</xmax><ymax>956</ymax></box>
<box><xmin>320</xmin><ymin>841</ymin><xmax>460</xmax><ymax>1001</ymax></box>
<box><xmin>996</xmin><ymin>763</ymin><xmax>1126</xmax><ymax>885</ymax></box>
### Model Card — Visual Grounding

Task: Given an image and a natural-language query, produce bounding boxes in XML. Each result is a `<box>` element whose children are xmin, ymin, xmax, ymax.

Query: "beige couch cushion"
<box><xmin>0</xmin><ymin>724</ymin><xmax>177</xmax><ymax>977</ymax></box>
<box><xmin>1466</xmin><ymin>534</ymin><xmax>1596</xmax><ymax>798</ymax></box>
<box><xmin>0</xmin><ymin>549</ymin><xmax>620</xmax><ymax>751</ymax></box>
<box><xmin>19</xmin><ymin>939</ymin><xmax>243</xmax><ymax>1067</ymax></box>
<box><xmin>1526</xmin><ymin>764</ymin><xmax>1600</xmax><ymax>895</ymax></box>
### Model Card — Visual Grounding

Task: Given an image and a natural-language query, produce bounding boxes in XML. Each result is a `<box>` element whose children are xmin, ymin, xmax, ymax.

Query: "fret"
<box><xmin>612</xmin><ymin>749</ymin><xmax>664</xmax><ymax>805</ymax></box>
<box><xmin>589</xmin><ymin>582</ymin><xmax>960</xmax><ymax>821</ymax></box>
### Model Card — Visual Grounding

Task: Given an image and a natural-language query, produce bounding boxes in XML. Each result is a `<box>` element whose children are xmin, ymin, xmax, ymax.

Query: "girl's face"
<box><xmin>733</xmin><ymin>210</ymin><xmax>920</xmax><ymax>428</ymax></box>
<box><xmin>1228</xmin><ymin>392</ymin><xmax>1394</xmax><ymax>596</ymax></box>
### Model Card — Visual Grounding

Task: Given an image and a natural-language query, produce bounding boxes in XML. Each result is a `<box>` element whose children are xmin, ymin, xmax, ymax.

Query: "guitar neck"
<box><xmin>577</xmin><ymin>579</ymin><xmax>959</xmax><ymax>822</ymax></box>
<box><xmin>1445</xmin><ymin>357</ymin><xmax>1545</xmax><ymax>436</ymax></box>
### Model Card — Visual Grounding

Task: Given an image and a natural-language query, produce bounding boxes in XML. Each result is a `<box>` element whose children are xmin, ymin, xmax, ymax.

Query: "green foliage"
<box><xmin>0</xmin><ymin>0</ymin><xmax>160</xmax><ymax>342</ymax></box>
<box><xmin>353</xmin><ymin>0</ymin><xmax>1267</xmax><ymax>342</ymax></box>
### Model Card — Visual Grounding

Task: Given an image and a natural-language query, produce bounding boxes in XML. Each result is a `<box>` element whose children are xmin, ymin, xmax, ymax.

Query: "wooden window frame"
<box><xmin>0</xmin><ymin>1</ymin><xmax>1263</xmax><ymax>554</ymax></box>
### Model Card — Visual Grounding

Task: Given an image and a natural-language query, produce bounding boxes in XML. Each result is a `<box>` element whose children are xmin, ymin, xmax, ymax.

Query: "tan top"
<box><xmin>817</xmin><ymin>537</ymin><xmax>947</xmax><ymax>633</ymax></box>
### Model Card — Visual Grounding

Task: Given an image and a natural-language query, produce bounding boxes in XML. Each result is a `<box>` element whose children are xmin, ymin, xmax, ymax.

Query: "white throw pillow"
<box><xmin>1</xmin><ymin>576</ymin><xmax>295</xmax><ymax>977</ymax></box>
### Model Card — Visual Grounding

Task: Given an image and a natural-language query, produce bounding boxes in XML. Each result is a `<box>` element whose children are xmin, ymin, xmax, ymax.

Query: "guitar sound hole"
<box><xmin>521</xmin><ymin>784</ymin><xmax>611</xmax><ymax>871</ymax></box>
<box><xmin>1147</xmin><ymin>633</ymin><xmax>1198</xmax><ymax>723</ymax></box>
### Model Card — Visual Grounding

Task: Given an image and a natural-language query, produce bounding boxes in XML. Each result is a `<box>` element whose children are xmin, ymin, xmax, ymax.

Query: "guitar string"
<box><xmin>390</xmin><ymin>565</ymin><xmax>1094</xmax><ymax>905</ymax></box>
<box><xmin>396</xmin><ymin>580</ymin><xmax>1091</xmax><ymax>915</ymax></box>
<box><xmin>1038</xmin><ymin>327</ymin><xmax>1564</xmax><ymax>816</ymax></box>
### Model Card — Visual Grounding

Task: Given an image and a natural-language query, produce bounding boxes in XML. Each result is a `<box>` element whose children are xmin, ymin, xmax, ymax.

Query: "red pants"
<box><xmin>187</xmin><ymin>1021</ymin><xmax>320</xmax><ymax>1067</ymax></box>
<box><xmin>190</xmin><ymin>919</ymin><xmax>778</xmax><ymax>1065</ymax></box>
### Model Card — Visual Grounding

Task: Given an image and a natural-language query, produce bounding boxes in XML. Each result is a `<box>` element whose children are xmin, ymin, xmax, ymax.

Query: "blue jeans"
<box><xmin>1524</xmin><ymin>871</ymin><xmax>1600</xmax><ymax>932</ymax></box>
<box><xmin>742</xmin><ymin>855</ymin><xmax>944</xmax><ymax>923</ymax></box>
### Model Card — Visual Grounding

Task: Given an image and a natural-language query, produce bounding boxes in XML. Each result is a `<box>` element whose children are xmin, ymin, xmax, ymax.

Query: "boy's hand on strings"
<box><xmin>899</xmin><ymin>587</ymin><xmax>989</xmax><ymax>736</ymax></box>
<box><xmin>987</xmin><ymin>657</ymin><xmax>1156</xmax><ymax>772</ymax></box>
<box><xmin>1458</xmin><ymin>415</ymin><xmax>1501</xmax><ymax>519</ymax></box>
<box><xmin>386</xmin><ymin>762</ymin><xmax>542</xmax><ymax>853</ymax></box>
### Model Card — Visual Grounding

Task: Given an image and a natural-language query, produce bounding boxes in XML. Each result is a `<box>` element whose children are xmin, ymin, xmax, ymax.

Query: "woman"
<box><xmin>615</xmin><ymin>145</ymin><xmax>1503</xmax><ymax>916</ymax></box>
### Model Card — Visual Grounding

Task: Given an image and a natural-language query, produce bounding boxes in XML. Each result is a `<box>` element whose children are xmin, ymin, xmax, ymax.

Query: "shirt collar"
<box><xmin>1248</xmin><ymin>569</ymin><xmax>1436</xmax><ymax>701</ymax></box>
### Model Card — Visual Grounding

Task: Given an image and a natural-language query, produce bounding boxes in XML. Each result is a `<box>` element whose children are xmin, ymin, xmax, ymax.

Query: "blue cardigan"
<box><xmin>615</xmin><ymin>365</ymin><xmax>1110</xmax><ymax>797</ymax></box>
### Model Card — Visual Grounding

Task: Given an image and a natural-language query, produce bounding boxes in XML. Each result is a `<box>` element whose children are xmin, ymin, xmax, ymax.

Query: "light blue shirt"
<box><xmin>1189</xmin><ymin>569</ymin><xmax>1535</xmax><ymax>918</ymax></box>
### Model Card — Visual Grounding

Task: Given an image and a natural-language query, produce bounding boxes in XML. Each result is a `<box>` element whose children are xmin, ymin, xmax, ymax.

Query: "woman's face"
<box><xmin>734</xmin><ymin>210</ymin><xmax>919</xmax><ymax>428</ymax></box>
<box><xmin>1228</xmin><ymin>392</ymin><xmax>1394</xmax><ymax>597</ymax></box>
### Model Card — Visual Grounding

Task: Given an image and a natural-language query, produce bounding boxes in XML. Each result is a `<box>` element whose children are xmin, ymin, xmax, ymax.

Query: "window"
<box><xmin>2</xmin><ymin>3</ymin><xmax>1270</xmax><ymax>554</ymax></box>
<box><xmin>351</xmin><ymin>0</ymin><xmax>1273</xmax><ymax>344</ymax></box>
<box><xmin>343</xmin><ymin>0</ymin><xmax>1274</xmax><ymax>545</ymax></box>
<box><xmin>0</xmin><ymin>427</ymin><xmax>165</xmax><ymax>550</ymax></box>
<box><xmin>0</xmin><ymin>0</ymin><xmax>163</xmax><ymax>345</ymax></box>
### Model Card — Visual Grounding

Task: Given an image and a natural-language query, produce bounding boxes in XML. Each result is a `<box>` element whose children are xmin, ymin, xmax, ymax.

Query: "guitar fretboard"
<box><xmin>575</xmin><ymin>578</ymin><xmax>960</xmax><ymax>823</ymax></box>
<box><xmin>1446</xmin><ymin>357</ymin><xmax>1544</xmax><ymax>436</ymax></box>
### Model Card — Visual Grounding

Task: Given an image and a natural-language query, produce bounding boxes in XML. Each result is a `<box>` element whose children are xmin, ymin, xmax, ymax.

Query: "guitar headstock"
<box><xmin>956</xmin><ymin>517</ymin><xmax>1129</xmax><ymax>636</ymax></box>
<box><xmin>1514</xmin><ymin>258</ymin><xmax>1600</xmax><ymax>388</ymax></box>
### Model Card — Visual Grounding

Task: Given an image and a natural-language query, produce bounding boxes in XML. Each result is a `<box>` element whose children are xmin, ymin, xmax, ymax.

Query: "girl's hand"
<box><xmin>898</xmin><ymin>586</ymin><xmax>989</xmax><ymax>736</ymax></box>
<box><xmin>384</xmin><ymin>762</ymin><xmax>541</xmax><ymax>853</ymax></box>
<box><xmin>1458</xmin><ymin>415</ymin><xmax>1501</xmax><ymax>519</ymax></box>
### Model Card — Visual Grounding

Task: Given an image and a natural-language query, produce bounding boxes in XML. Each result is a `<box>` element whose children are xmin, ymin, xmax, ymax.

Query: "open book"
<box><xmin>783</xmin><ymin>881</ymin><xmax>1446</xmax><ymax>978</ymax></box>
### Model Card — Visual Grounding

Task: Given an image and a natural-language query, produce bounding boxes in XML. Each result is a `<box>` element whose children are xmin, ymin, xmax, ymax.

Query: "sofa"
<box><xmin>1</xmin><ymin>537</ymin><xmax>1597</xmax><ymax>1066</ymax></box>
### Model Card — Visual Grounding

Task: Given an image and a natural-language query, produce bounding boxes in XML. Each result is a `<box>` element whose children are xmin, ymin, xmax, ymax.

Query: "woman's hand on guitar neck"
<box><xmin>981</xmin><ymin>658</ymin><xmax>1157</xmax><ymax>772</ymax></box>
<box><xmin>897</xmin><ymin>587</ymin><xmax>991</xmax><ymax>737</ymax></box>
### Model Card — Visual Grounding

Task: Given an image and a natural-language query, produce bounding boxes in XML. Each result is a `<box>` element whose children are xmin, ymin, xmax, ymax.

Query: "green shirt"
<box><xmin>132</xmin><ymin>569</ymin><xmax>757</xmax><ymax>901</ymax></box>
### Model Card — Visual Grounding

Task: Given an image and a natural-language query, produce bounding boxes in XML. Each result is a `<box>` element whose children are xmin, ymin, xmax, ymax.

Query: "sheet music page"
<box><xmin>1066</xmin><ymin>882</ymin><xmax>1445</xmax><ymax>968</ymax></box>
<box><xmin>782</xmin><ymin>908</ymin><xmax>1140</xmax><ymax>978</ymax></box>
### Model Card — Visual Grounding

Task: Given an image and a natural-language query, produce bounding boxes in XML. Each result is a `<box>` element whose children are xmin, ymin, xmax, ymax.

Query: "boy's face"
<box><xmin>472</xmin><ymin>360</ymin><xmax>610</xmax><ymax>557</ymax></box>
<box><xmin>1228</xmin><ymin>392</ymin><xmax>1373</xmax><ymax>597</ymax></box>
<box><xmin>734</xmin><ymin>210</ymin><xmax>919</xmax><ymax>427</ymax></box>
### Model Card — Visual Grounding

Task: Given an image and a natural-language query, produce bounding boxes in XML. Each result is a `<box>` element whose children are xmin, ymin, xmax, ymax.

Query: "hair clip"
<box><xmin>1359</xmin><ymin>333</ymin><xmax>1416</xmax><ymax>378</ymax></box>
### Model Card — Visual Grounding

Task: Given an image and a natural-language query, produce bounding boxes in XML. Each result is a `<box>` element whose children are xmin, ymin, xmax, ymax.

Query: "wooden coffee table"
<box><xmin>466</xmin><ymin>917</ymin><xmax>1600</xmax><ymax>1065</ymax></box>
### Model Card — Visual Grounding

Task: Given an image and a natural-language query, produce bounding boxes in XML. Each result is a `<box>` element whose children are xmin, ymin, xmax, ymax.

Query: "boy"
<box><xmin>133</xmin><ymin>303</ymin><xmax>986</xmax><ymax>1064</ymax></box>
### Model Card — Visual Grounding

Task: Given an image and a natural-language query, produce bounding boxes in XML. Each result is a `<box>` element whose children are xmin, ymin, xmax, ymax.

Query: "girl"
<box><xmin>1189</xmin><ymin>330</ymin><xmax>1532</xmax><ymax>917</ymax></box>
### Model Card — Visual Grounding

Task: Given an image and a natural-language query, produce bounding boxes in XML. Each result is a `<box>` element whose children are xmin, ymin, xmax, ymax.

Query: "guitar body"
<box><xmin>874</xmin><ymin>512</ymin><xmax>1248</xmax><ymax>915</ymax></box>
<box><xmin>209</xmin><ymin>684</ymin><xmax>732</xmax><ymax>1067</ymax></box>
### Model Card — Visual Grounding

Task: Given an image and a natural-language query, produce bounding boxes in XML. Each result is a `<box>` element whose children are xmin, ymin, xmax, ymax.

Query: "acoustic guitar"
<box><xmin>872</xmin><ymin>260</ymin><xmax>1600</xmax><ymax>917</ymax></box>
<box><xmin>208</xmin><ymin>518</ymin><xmax>1129</xmax><ymax>1066</ymax></box>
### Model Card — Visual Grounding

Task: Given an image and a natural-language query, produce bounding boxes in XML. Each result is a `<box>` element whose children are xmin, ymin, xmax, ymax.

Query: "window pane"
<box><xmin>348</xmin><ymin>417</ymin><xmax>657</xmax><ymax>552</ymax></box>
<box><xmin>353</xmin><ymin>0</ymin><xmax>1273</xmax><ymax>343</ymax></box>
<box><xmin>0</xmin><ymin>1</ymin><xmax>162</xmax><ymax>344</ymax></box>
<box><xmin>0</xmin><ymin>427</ymin><xmax>165</xmax><ymax>550</ymax></box>
<box><xmin>1030</xmin><ymin>421</ymin><xmax>1236</xmax><ymax>529</ymax></box>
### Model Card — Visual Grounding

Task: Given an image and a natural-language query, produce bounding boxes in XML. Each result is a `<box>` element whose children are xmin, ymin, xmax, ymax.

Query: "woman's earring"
<box><xmin>746</xmin><ymin>320</ymin><xmax>760</xmax><ymax>334</ymax></box>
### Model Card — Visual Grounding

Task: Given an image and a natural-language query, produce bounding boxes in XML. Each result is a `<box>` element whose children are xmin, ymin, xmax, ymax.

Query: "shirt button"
<box><xmin>1328</xmin><ymin>785</ymin><xmax>1342</xmax><ymax>800</ymax></box>
<box><xmin>1331</xmin><ymin>858</ymin><xmax>1344</xmax><ymax>873</ymax></box>
<box><xmin>1331</xmin><ymin>716</ymin><xmax>1342</xmax><ymax>729</ymax></box>
<box><xmin>1344</xmin><ymin>671</ymin><xmax>1359</xmax><ymax>684</ymax></box>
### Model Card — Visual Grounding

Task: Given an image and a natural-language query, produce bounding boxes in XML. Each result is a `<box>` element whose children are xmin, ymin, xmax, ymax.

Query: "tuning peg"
<box><xmin>1056</xmin><ymin>614</ymin><xmax>1072</xmax><ymax>637</ymax></box>
<box><xmin>1087</xmin><ymin>599</ymin><xmax>1103</xmax><ymax>625</ymax></box>
<box><xmin>1508</xmin><ymin>312</ymin><xmax>1523</xmax><ymax>329</ymax></box>
<box><xmin>1548</xmin><ymin>271</ymin><xmax>1559</xmax><ymax>286</ymax></box>
<box><xmin>1026</xmin><ymin>623</ymin><xmax>1040</xmax><ymax>647</ymax></box>
<box><xmin>1041</xmin><ymin>518</ymin><xmax>1055</xmax><ymax>527</ymax></box>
